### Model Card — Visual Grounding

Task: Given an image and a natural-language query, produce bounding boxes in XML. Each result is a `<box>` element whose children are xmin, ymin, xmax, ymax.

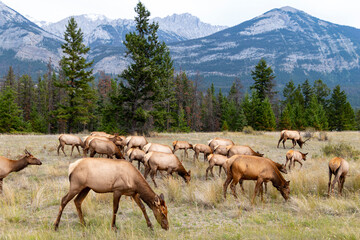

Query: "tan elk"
<box><xmin>125</xmin><ymin>136</ymin><xmax>148</xmax><ymax>152</ymax></box>
<box><xmin>206</xmin><ymin>154</ymin><xmax>228</xmax><ymax>180</ymax></box>
<box><xmin>90</xmin><ymin>131</ymin><xmax>113</xmax><ymax>137</ymax></box>
<box><xmin>83</xmin><ymin>135</ymin><xmax>123</xmax><ymax>156</ymax></box>
<box><xmin>54</xmin><ymin>158</ymin><xmax>169</xmax><ymax>231</ymax></box>
<box><xmin>172</xmin><ymin>141</ymin><xmax>193</xmax><ymax>159</ymax></box>
<box><xmin>143</xmin><ymin>143</ymin><xmax>172</xmax><ymax>154</ymax></box>
<box><xmin>208</xmin><ymin>137</ymin><xmax>234</xmax><ymax>150</ymax></box>
<box><xmin>227</xmin><ymin>145</ymin><xmax>264</xmax><ymax>158</ymax></box>
<box><xmin>192</xmin><ymin>144</ymin><xmax>212</xmax><ymax>161</ymax></box>
<box><xmin>328</xmin><ymin>157</ymin><xmax>349</xmax><ymax>197</ymax></box>
<box><xmin>277</xmin><ymin>130</ymin><xmax>309</xmax><ymax>149</ymax></box>
<box><xmin>213</xmin><ymin>145</ymin><xmax>230</xmax><ymax>156</ymax></box>
<box><xmin>144</xmin><ymin>152</ymin><xmax>191</xmax><ymax>187</ymax></box>
<box><xmin>0</xmin><ymin>150</ymin><xmax>42</xmax><ymax>193</ymax></box>
<box><xmin>127</xmin><ymin>148</ymin><xmax>146</xmax><ymax>170</ymax></box>
<box><xmin>88</xmin><ymin>138</ymin><xmax>124</xmax><ymax>159</ymax></box>
<box><xmin>57</xmin><ymin>134</ymin><xmax>84</xmax><ymax>156</ymax></box>
<box><xmin>285</xmin><ymin>150</ymin><xmax>308</xmax><ymax>170</ymax></box>
<box><xmin>223</xmin><ymin>155</ymin><xmax>290</xmax><ymax>203</ymax></box>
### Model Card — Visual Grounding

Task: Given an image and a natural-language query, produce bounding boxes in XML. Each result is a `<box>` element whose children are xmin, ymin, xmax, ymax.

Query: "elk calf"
<box><xmin>328</xmin><ymin>157</ymin><xmax>349</xmax><ymax>197</ymax></box>
<box><xmin>0</xmin><ymin>150</ymin><xmax>42</xmax><ymax>193</ymax></box>
<box><xmin>58</xmin><ymin>134</ymin><xmax>84</xmax><ymax>156</ymax></box>
<box><xmin>127</xmin><ymin>148</ymin><xmax>146</xmax><ymax>170</ymax></box>
<box><xmin>172</xmin><ymin>141</ymin><xmax>193</xmax><ymax>159</ymax></box>
<box><xmin>227</xmin><ymin>145</ymin><xmax>264</xmax><ymax>158</ymax></box>
<box><xmin>192</xmin><ymin>144</ymin><xmax>212</xmax><ymax>161</ymax></box>
<box><xmin>89</xmin><ymin>138</ymin><xmax>124</xmax><ymax>159</ymax></box>
<box><xmin>206</xmin><ymin>154</ymin><xmax>228</xmax><ymax>180</ymax></box>
<box><xmin>208</xmin><ymin>137</ymin><xmax>234</xmax><ymax>150</ymax></box>
<box><xmin>285</xmin><ymin>150</ymin><xmax>308</xmax><ymax>170</ymax></box>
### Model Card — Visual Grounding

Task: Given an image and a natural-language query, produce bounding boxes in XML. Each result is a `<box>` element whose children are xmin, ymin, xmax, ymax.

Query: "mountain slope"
<box><xmin>0</xmin><ymin>1</ymin><xmax>62</xmax><ymax>74</ymax></box>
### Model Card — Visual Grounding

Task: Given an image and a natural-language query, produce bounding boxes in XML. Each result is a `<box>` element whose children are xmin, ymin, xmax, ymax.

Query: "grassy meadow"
<box><xmin>1</xmin><ymin>131</ymin><xmax>360</xmax><ymax>239</ymax></box>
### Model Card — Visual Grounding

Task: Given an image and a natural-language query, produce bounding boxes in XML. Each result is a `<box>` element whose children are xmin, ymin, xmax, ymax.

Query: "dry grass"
<box><xmin>1</xmin><ymin>131</ymin><xmax>360</xmax><ymax>239</ymax></box>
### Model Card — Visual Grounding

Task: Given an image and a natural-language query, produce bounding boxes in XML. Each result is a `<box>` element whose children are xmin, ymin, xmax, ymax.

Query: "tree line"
<box><xmin>0</xmin><ymin>2</ymin><xmax>359</xmax><ymax>134</ymax></box>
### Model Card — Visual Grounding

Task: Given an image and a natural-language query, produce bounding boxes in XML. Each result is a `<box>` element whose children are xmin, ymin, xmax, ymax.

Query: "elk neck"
<box><xmin>10</xmin><ymin>156</ymin><xmax>29</xmax><ymax>173</ymax></box>
<box><xmin>137</xmin><ymin>178</ymin><xmax>158</xmax><ymax>210</ymax></box>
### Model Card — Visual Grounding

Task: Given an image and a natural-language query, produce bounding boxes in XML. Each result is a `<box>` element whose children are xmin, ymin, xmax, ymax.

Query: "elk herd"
<box><xmin>0</xmin><ymin>129</ymin><xmax>351</xmax><ymax>232</ymax></box>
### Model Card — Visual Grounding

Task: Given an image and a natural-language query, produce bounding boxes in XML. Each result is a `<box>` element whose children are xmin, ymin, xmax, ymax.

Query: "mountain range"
<box><xmin>0</xmin><ymin>1</ymin><xmax>360</xmax><ymax>106</ymax></box>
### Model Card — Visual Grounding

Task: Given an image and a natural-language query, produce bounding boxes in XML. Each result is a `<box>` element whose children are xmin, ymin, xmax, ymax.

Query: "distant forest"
<box><xmin>0</xmin><ymin>2</ymin><xmax>359</xmax><ymax>134</ymax></box>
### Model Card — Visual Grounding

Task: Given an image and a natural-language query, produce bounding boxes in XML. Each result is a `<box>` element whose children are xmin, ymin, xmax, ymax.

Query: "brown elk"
<box><xmin>192</xmin><ymin>144</ymin><xmax>212</xmax><ymax>162</ymax></box>
<box><xmin>206</xmin><ymin>154</ymin><xmax>228</xmax><ymax>180</ymax></box>
<box><xmin>125</xmin><ymin>136</ymin><xmax>148</xmax><ymax>152</ymax></box>
<box><xmin>54</xmin><ymin>158</ymin><xmax>169</xmax><ymax>231</ymax></box>
<box><xmin>90</xmin><ymin>131</ymin><xmax>113</xmax><ymax>137</ymax></box>
<box><xmin>127</xmin><ymin>148</ymin><xmax>146</xmax><ymax>170</ymax></box>
<box><xmin>223</xmin><ymin>155</ymin><xmax>290</xmax><ymax>203</ymax></box>
<box><xmin>172</xmin><ymin>141</ymin><xmax>193</xmax><ymax>159</ymax></box>
<box><xmin>277</xmin><ymin>130</ymin><xmax>309</xmax><ymax>149</ymax></box>
<box><xmin>143</xmin><ymin>143</ymin><xmax>172</xmax><ymax>154</ymax></box>
<box><xmin>144</xmin><ymin>152</ymin><xmax>191</xmax><ymax>188</ymax></box>
<box><xmin>213</xmin><ymin>145</ymin><xmax>230</xmax><ymax>156</ymax></box>
<box><xmin>0</xmin><ymin>150</ymin><xmax>42</xmax><ymax>193</ymax></box>
<box><xmin>83</xmin><ymin>135</ymin><xmax>123</xmax><ymax>156</ymax></box>
<box><xmin>328</xmin><ymin>157</ymin><xmax>349</xmax><ymax>197</ymax></box>
<box><xmin>208</xmin><ymin>137</ymin><xmax>234</xmax><ymax>150</ymax></box>
<box><xmin>285</xmin><ymin>150</ymin><xmax>308</xmax><ymax>170</ymax></box>
<box><xmin>57</xmin><ymin>134</ymin><xmax>85</xmax><ymax>157</ymax></box>
<box><xmin>88</xmin><ymin>138</ymin><xmax>124</xmax><ymax>159</ymax></box>
<box><xmin>227</xmin><ymin>145</ymin><xmax>264</xmax><ymax>158</ymax></box>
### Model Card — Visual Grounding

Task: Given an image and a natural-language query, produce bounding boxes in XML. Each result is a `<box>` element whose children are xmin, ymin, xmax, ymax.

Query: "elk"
<box><xmin>83</xmin><ymin>135</ymin><xmax>123</xmax><ymax>156</ymax></box>
<box><xmin>227</xmin><ymin>145</ymin><xmax>264</xmax><ymax>158</ymax></box>
<box><xmin>192</xmin><ymin>144</ymin><xmax>212</xmax><ymax>162</ymax></box>
<box><xmin>223</xmin><ymin>155</ymin><xmax>290</xmax><ymax>203</ymax></box>
<box><xmin>143</xmin><ymin>143</ymin><xmax>172</xmax><ymax>154</ymax></box>
<box><xmin>285</xmin><ymin>150</ymin><xmax>308</xmax><ymax>170</ymax></box>
<box><xmin>125</xmin><ymin>136</ymin><xmax>148</xmax><ymax>152</ymax></box>
<box><xmin>54</xmin><ymin>158</ymin><xmax>169</xmax><ymax>231</ymax></box>
<box><xmin>90</xmin><ymin>131</ymin><xmax>113</xmax><ymax>137</ymax></box>
<box><xmin>57</xmin><ymin>134</ymin><xmax>84</xmax><ymax>157</ymax></box>
<box><xmin>172</xmin><ymin>141</ymin><xmax>193</xmax><ymax>159</ymax></box>
<box><xmin>0</xmin><ymin>150</ymin><xmax>42</xmax><ymax>193</ymax></box>
<box><xmin>144</xmin><ymin>152</ymin><xmax>191</xmax><ymax>188</ymax></box>
<box><xmin>208</xmin><ymin>137</ymin><xmax>234</xmax><ymax>150</ymax></box>
<box><xmin>328</xmin><ymin>157</ymin><xmax>349</xmax><ymax>197</ymax></box>
<box><xmin>88</xmin><ymin>138</ymin><xmax>124</xmax><ymax>159</ymax></box>
<box><xmin>213</xmin><ymin>145</ymin><xmax>230</xmax><ymax>156</ymax></box>
<box><xmin>206</xmin><ymin>154</ymin><xmax>228</xmax><ymax>180</ymax></box>
<box><xmin>277</xmin><ymin>130</ymin><xmax>309</xmax><ymax>149</ymax></box>
<box><xmin>127</xmin><ymin>148</ymin><xmax>146</xmax><ymax>170</ymax></box>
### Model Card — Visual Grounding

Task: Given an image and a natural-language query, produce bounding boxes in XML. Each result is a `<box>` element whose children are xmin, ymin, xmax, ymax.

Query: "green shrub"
<box><xmin>243</xmin><ymin>126</ymin><xmax>254</xmax><ymax>134</ymax></box>
<box><xmin>321</xmin><ymin>143</ymin><xmax>360</xmax><ymax>159</ymax></box>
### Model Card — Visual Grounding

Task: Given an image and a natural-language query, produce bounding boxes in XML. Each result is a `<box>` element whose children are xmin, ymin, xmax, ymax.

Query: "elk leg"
<box><xmin>59</xmin><ymin>143</ymin><xmax>66</xmax><ymax>156</ymax></box>
<box><xmin>54</xmin><ymin>189</ymin><xmax>80</xmax><ymax>230</ymax></box>
<box><xmin>218</xmin><ymin>166</ymin><xmax>222</xmax><ymax>177</ymax></box>
<box><xmin>230</xmin><ymin>174</ymin><xmax>241</xmax><ymax>198</ymax></box>
<box><xmin>296</xmin><ymin>160</ymin><xmax>303</xmax><ymax>169</ymax></box>
<box><xmin>71</xmin><ymin>145</ymin><xmax>75</xmax><ymax>156</ymax></box>
<box><xmin>264</xmin><ymin>182</ymin><xmax>268</xmax><ymax>194</ymax></box>
<box><xmin>327</xmin><ymin>169</ymin><xmax>332</xmax><ymax>197</ymax></box>
<box><xmin>339</xmin><ymin>176</ymin><xmax>346</xmax><ymax>196</ymax></box>
<box><xmin>185</xmin><ymin>149</ymin><xmax>188</xmax><ymax>159</ymax></box>
<box><xmin>74</xmin><ymin>187</ymin><xmax>91</xmax><ymax>226</ymax></box>
<box><xmin>205</xmin><ymin>165</ymin><xmax>211</xmax><ymax>180</ymax></box>
<box><xmin>150</xmin><ymin>169</ymin><xmax>158</xmax><ymax>188</ymax></box>
<box><xmin>144</xmin><ymin>166</ymin><xmax>151</xmax><ymax>179</ymax></box>
<box><xmin>137</xmin><ymin>161</ymin><xmax>141</xmax><ymax>170</ymax></box>
<box><xmin>132</xmin><ymin>193</ymin><xmax>153</xmax><ymax>229</ymax></box>
<box><xmin>282</xmin><ymin>139</ymin><xmax>286</xmax><ymax>149</ymax></box>
<box><xmin>284</xmin><ymin>156</ymin><xmax>289</xmax><ymax>170</ymax></box>
<box><xmin>277</xmin><ymin>137</ymin><xmax>283</xmax><ymax>148</ymax></box>
<box><xmin>252</xmin><ymin>178</ymin><xmax>263</xmax><ymax>204</ymax></box>
<box><xmin>0</xmin><ymin>178</ymin><xmax>3</xmax><ymax>194</ymax></box>
<box><xmin>291</xmin><ymin>139</ymin><xmax>296</xmax><ymax>149</ymax></box>
<box><xmin>223</xmin><ymin>175</ymin><xmax>233</xmax><ymax>199</ymax></box>
<box><xmin>111</xmin><ymin>191</ymin><xmax>122</xmax><ymax>230</ymax></box>
<box><xmin>331</xmin><ymin>173</ymin><xmax>340</xmax><ymax>195</ymax></box>
<box><xmin>90</xmin><ymin>150</ymin><xmax>96</xmax><ymax>158</ymax></box>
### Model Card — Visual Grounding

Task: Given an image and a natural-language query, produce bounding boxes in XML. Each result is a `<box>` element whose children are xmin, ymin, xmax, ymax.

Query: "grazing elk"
<box><xmin>223</xmin><ymin>155</ymin><xmax>290</xmax><ymax>203</ymax></box>
<box><xmin>206</xmin><ymin>154</ymin><xmax>228</xmax><ymax>180</ymax></box>
<box><xmin>88</xmin><ymin>138</ymin><xmax>124</xmax><ymax>159</ymax></box>
<box><xmin>127</xmin><ymin>148</ymin><xmax>146</xmax><ymax>170</ymax></box>
<box><xmin>57</xmin><ymin>134</ymin><xmax>84</xmax><ymax>157</ymax></box>
<box><xmin>328</xmin><ymin>157</ymin><xmax>349</xmax><ymax>197</ymax></box>
<box><xmin>54</xmin><ymin>158</ymin><xmax>169</xmax><ymax>231</ymax></box>
<box><xmin>192</xmin><ymin>144</ymin><xmax>212</xmax><ymax>162</ymax></box>
<box><xmin>144</xmin><ymin>152</ymin><xmax>191</xmax><ymax>188</ymax></box>
<box><xmin>125</xmin><ymin>136</ymin><xmax>148</xmax><ymax>152</ymax></box>
<box><xmin>143</xmin><ymin>143</ymin><xmax>172</xmax><ymax>154</ymax></box>
<box><xmin>277</xmin><ymin>130</ymin><xmax>309</xmax><ymax>149</ymax></box>
<box><xmin>0</xmin><ymin>150</ymin><xmax>42</xmax><ymax>193</ymax></box>
<box><xmin>285</xmin><ymin>150</ymin><xmax>308</xmax><ymax>171</ymax></box>
<box><xmin>227</xmin><ymin>145</ymin><xmax>264</xmax><ymax>158</ymax></box>
<box><xmin>213</xmin><ymin>145</ymin><xmax>230</xmax><ymax>156</ymax></box>
<box><xmin>172</xmin><ymin>141</ymin><xmax>193</xmax><ymax>159</ymax></box>
<box><xmin>208</xmin><ymin>137</ymin><xmax>234</xmax><ymax>150</ymax></box>
<box><xmin>83</xmin><ymin>135</ymin><xmax>123</xmax><ymax>156</ymax></box>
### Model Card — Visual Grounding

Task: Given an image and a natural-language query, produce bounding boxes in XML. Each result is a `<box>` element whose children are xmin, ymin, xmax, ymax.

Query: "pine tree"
<box><xmin>56</xmin><ymin>17</ymin><xmax>96</xmax><ymax>133</ymax></box>
<box><xmin>313</xmin><ymin>79</ymin><xmax>330</xmax><ymax>108</ymax></box>
<box><xmin>328</xmin><ymin>85</ymin><xmax>348</xmax><ymax>131</ymax></box>
<box><xmin>279</xmin><ymin>103</ymin><xmax>293</xmax><ymax>130</ymax></box>
<box><xmin>282</xmin><ymin>80</ymin><xmax>296</xmax><ymax>105</ymax></box>
<box><xmin>304</xmin><ymin>95</ymin><xmax>328</xmax><ymax>130</ymax></box>
<box><xmin>120</xmin><ymin>1</ymin><xmax>173</xmax><ymax>134</ymax></box>
<box><xmin>301</xmin><ymin>79</ymin><xmax>313</xmax><ymax>109</ymax></box>
<box><xmin>250</xmin><ymin>58</ymin><xmax>277</xmax><ymax>102</ymax></box>
<box><xmin>0</xmin><ymin>86</ymin><xmax>23</xmax><ymax>132</ymax></box>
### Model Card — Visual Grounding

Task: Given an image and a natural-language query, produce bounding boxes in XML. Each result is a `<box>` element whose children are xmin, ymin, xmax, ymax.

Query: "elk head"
<box><xmin>152</xmin><ymin>193</ymin><xmax>169</xmax><ymax>230</ymax></box>
<box><xmin>300</xmin><ymin>152</ymin><xmax>308</xmax><ymax>161</ymax></box>
<box><xmin>24</xmin><ymin>149</ymin><xmax>42</xmax><ymax>165</ymax></box>
<box><xmin>279</xmin><ymin>180</ymin><xmax>290</xmax><ymax>201</ymax></box>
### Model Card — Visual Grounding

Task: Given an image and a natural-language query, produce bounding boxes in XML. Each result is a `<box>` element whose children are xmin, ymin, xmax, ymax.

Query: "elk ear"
<box><xmin>188</xmin><ymin>170</ymin><xmax>191</xmax><ymax>176</ymax></box>
<box><xmin>159</xmin><ymin>193</ymin><xmax>165</xmax><ymax>202</ymax></box>
<box><xmin>305</xmin><ymin>153</ymin><xmax>308</xmax><ymax>155</ymax></box>
<box><xmin>286</xmin><ymin>180</ymin><xmax>290</xmax><ymax>185</ymax></box>
<box><xmin>154</xmin><ymin>195</ymin><xmax>161</xmax><ymax>206</ymax></box>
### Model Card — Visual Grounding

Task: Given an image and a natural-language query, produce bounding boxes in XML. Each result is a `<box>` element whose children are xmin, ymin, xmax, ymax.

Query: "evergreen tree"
<box><xmin>279</xmin><ymin>103</ymin><xmax>293</xmax><ymax>130</ymax></box>
<box><xmin>250</xmin><ymin>58</ymin><xmax>277</xmax><ymax>102</ymax></box>
<box><xmin>56</xmin><ymin>17</ymin><xmax>96</xmax><ymax>133</ymax></box>
<box><xmin>4</xmin><ymin>66</ymin><xmax>16</xmax><ymax>89</ymax></box>
<box><xmin>328</xmin><ymin>85</ymin><xmax>349</xmax><ymax>131</ymax></box>
<box><xmin>304</xmin><ymin>95</ymin><xmax>328</xmax><ymax>130</ymax></box>
<box><xmin>301</xmin><ymin>79</ymin><xmax>313</xmax><ymax>109</ymax></box>
<box><xmin>313</xmin><ymin>79</ymin><xmax>330</xmax><ymax>108</ymax></box>
<box><xmin>0</xmin><ymin>87</ymin><xmax>23</xmax><ymax>132</ymax></box>
<box><xmin>282</xmin><ymin>80</ymin><xmax>296</xmax><ymax>105</ymax></box>
<box><xmin>120</xmin><ymin>1</ymin><xmax>173</xmax><ymax>134</ymax></box>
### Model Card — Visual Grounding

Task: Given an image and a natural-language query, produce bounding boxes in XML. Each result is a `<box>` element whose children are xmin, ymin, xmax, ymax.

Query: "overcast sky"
<box><xmin>2</xmin><ymin>0</ymin><xmax>360</xmax><ymax>28</ymax></box>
